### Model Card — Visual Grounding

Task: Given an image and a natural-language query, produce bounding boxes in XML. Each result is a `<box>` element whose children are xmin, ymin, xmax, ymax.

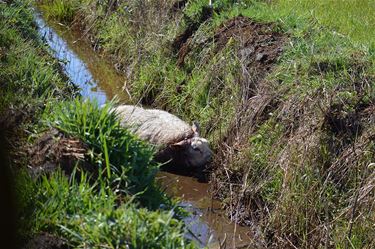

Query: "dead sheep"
<box><xmin>113</xmin><ymin>105</ymin><xmax>212</xmax><ymax>168</ymax></box>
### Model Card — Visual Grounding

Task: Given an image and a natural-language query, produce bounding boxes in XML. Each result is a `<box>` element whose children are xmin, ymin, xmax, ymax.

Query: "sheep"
<box><xmin>113</xmin><ymin>105</ymin><xmax>212</xmax><ymax>168</ymax></box>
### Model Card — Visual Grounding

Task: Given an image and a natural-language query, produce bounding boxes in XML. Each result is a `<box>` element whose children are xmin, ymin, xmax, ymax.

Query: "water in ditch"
<box><xmin>34</xmin><ymin>11</ymin><xmax>252</xmax><ymax>248</ymax></box>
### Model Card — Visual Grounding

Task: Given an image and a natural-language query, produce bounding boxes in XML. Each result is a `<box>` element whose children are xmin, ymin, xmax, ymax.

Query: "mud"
<box><xmin>23</xmin><ymin>233</ymin><xmax>70</xmax><ymax>249</ymax></box>
<box><xmin>214</xmin><ymin>16</ymin><xmax>285</xmax><ymax>71</ymax></box>
<box><xmin>28</xmin><ymin>129</ymin><xmax>91</xmax><ymax>177</ymax></box>
<box><xmin>177</xmin><ymin>16</ymin><xmax>285</xmax><ymax>71</ymax></box>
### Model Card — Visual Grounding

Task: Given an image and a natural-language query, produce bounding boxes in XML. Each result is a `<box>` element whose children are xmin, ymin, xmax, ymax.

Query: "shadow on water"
<box><xmin>34</xmin><ymin>10</ymin><xmax>252</xmax><ymax>248</ymax></box>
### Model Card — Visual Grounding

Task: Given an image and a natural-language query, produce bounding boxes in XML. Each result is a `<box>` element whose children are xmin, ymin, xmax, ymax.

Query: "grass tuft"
<box><xmin>17</xmin><ymin>169</ymin><xmax>194</xmax><ymax>248</ymax></box>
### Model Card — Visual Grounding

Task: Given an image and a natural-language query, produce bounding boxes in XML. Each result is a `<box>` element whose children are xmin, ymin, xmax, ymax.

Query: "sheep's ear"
<box><xmin>172</xmin><ymin>139</ymin><xmax>190</xmax><ymax>147</ymax></box>
<box><xmin>192</xmin><ymin>121</ymin><xmax>200</xmax><ymax>135</ymax></box>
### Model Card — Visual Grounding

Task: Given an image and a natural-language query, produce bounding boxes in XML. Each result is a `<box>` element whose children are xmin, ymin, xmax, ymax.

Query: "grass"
<box><xmin>1</xmin><ymin>1</ymin><xmax>198</xmax><ymax>248</ymax></box>
<box><xmin>44</xmin><ymin>99</ymin><xmax>157</xmax><ymax>194</ymax></box>
<box><xmin>274</xmin><ymin>0</ymin><xmax>375</xmax><ymax>48</ymax></box>
<box><xmin>21</xmin><ymin>0</ymin><xmax>375</xmax><ymax>247</ymax></box>
<box><xmin>17</xmin><ymin>170</ymin><xmax>194</xmax><ymax>249</ymax></box>
<box><xmin>37</xmin><ymin>0</ymin><xmax>79</xmax><ymax>23</ymax></box>
<box><xmin>0</xmin><ymin>0</ymin><xmax>75</xmax><ymax>114</ymax></box>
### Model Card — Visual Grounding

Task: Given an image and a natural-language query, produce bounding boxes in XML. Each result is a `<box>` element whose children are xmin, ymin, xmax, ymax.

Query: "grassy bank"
<box><xmin>1</xmin><ymin>1</ymin><xmax>196</xmax><ymax>248</ymax></box>
<box><xmin>37</xmin><ymin>0</ymin><xmax>375</xmax><ymax>248</ymax></box>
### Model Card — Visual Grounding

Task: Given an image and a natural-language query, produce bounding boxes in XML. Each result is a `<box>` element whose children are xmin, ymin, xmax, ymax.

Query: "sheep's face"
<box><xmin>169</xmin><ymin>122</ymin><xmax>213</xmax><ymax>168</ymax></box>
<box><xmin>185</xmin><ymin>137</ymin><xmax>213</xmax><ymax>168</ymax></box>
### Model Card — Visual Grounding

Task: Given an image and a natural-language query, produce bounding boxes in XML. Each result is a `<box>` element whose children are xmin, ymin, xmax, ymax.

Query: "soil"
<box><xmin>177</xmin><ymin>16</ymin><xmax>285</xmax><ymax>72</ymax></box>
<box><xmin>23</xmin><ymin>233</ymin><xmax>70</xmax><ymax>249</ymax></box>
<box><xmin>28</xmin><ymin>129</ymin><xmax>91</xmax><ymax>177</ymax></box>
<box><xmin>214</xmin><ymin>16</ymin><xmax>285</xmax><ymax>72</ymax></box>
<box><xmin>213</xmin><ymin>17</ymin><xmax>286</xmax><ymax>149</ymax></box>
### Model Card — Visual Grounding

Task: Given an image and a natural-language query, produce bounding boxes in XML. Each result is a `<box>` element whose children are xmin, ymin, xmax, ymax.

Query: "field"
<box><xmin>1</xmin><ymin>0</ymin><xmax>375</xmax><ymax>248</ymax></box>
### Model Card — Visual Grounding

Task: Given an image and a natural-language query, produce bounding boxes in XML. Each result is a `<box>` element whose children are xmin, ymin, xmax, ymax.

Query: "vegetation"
<box><xmin>0</xmin><ymin>0</ymin><xmax>74</xmax><ymax>116</ymax></box>
<box><xmin>44</xmin><ymin>100</ymin><xmax>158</xmax><ymax>194</ymax></box>
<box><xmin>18</xmin><ymin>170</ymin><xmax>193</xmax><ymax>248</ymax></box>
<box><xmin>1</xmin><ymin>1</ymin><xmax>196</xmax><ymax>248</ymax></box>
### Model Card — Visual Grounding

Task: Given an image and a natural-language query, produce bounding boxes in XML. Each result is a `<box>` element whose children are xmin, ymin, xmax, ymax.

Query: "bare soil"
<box><xmin>28</xmin><ymin>129</ymin><xmax>91</xmax><ymax>177</ymax></box>
<box><xmin>212</xmin><ymin>17</ymin><xmax>286</xmax><ymax>160</ymax></box>
<box><xmin>23</xmin><ymin>233</ymin><xmax>70</xmax><ymax>249</ymax></box>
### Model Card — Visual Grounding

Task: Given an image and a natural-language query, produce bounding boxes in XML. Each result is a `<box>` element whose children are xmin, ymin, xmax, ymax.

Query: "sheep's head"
<box><xmin>171</xmin><ymin>122</ymin><xmax>213</xmax><ymax>168</ymax></box>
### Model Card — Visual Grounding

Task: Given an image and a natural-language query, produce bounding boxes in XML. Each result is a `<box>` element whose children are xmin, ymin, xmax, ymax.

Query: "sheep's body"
<box><xmin>113</xmin><ymin>105</ymin><xmax>212</xmax><ymax>168</ymax></box>
<box><xmin>113</xmin><ymin>105</ymin><xmax>194</xmax><ymax>146</ymax></box>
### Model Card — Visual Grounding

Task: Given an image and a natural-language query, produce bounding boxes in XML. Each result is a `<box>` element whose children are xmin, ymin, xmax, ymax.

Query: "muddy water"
<box><xmin>34</xmin><ymin>12</ymin><xmax>128</xmax><ymax>105</ymax></box>
<box><xmin>34</xmin><ymin>11</ymin><xmax>251</xmax><ymax>248</ymax></box>
<box><xmin>157</xmin><ymin>172</ymin><xmax>252</xmax><ymax>248</ymax></box>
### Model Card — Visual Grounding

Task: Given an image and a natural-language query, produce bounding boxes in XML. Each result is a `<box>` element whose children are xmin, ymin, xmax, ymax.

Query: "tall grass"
<box><xmin>43</xmin><ymin>99</ymin><xmax>158</xmax><ymax>195</ymax></box>
<box><xmin>17</xmin><ymin>169</ymin><xmax>195</xmax><ymax>248</ymax></box>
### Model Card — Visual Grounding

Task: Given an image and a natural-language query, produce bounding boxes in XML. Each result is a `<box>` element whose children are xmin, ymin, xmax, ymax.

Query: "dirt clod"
<box><xmin>28</xmin><ymin>129</ymin><xmax>89</xmax><ymax>176</ymax></box>
<box><xmin>214</xmin><ymin>16</ymin><xmax>285</xmax><ymax>70</ymax></box>
<box><xmin>23</xmin><ymin>233</ymin><xmax>70</xmax><ymax>249</ymax></box>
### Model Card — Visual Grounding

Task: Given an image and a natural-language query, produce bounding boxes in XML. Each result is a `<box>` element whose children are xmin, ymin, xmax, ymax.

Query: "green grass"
<box><xmin>17</xmin><ymin>170</ymin><xmax>194</xmax><ymax>249</ymax></box>
<box><xmin>0</xmin><ymin>0</ymin><xmax>75</xmax><ymax>114</ymax></box>
<box><xmin>44</xmin><ymin>99</ymin><xmax>158</xmax><ymax>194</ymax></box>
<box><xmin>274</xmin><ymin>0</ymin><xmax>375</xmax><ymax>47</ymax></box>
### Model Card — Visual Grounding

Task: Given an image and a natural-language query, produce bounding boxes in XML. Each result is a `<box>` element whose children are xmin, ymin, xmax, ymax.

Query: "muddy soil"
<box><xmin>208</xmin><ymin>17</ymin><xmax>286</xmax><ymax>160</ymax></box>
<box><xmin>23</xmin><ymin>233</ymin><xmax>70</xmax><ymax>249</ymax></box>
<box><xmin>177</xmin><ymin>16</ymin><xmax>285</xmax><ymax>72</ymax></box>
<box><xmin>215</xmin><ymin>16</ymin><xmax>285</xmax><ymax>73</ymax></box>
<box><xmin>28</xmin><ymin>129</ymin><xmax>91</xmax><ymax>177</ymax></box>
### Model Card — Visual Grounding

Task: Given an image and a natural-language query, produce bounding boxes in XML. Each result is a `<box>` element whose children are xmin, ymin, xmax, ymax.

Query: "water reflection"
<box><xmin>157</xmin><ymin>172</ymin><xmax>252</xmax><ymax>248</ymax></box>
<box><xmin>34</xmin><ymin>12</ymin><xmax>128</xmax><ymax>105</ymax></box>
